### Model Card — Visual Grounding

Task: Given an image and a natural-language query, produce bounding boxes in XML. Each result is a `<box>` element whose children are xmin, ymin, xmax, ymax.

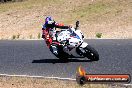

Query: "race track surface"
<box><xmin>0</xmin><ymin>39</ymin><xmax>132</xmax><ymax>79</ymax></box>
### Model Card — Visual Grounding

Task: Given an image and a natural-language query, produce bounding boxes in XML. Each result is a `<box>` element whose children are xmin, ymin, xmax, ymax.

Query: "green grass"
<box><xmin>0</xmin><ymin>0</ymin><xmax>131</xmax><ymax>39</ymax></box>
<box><xmin>12</xmin><ymin>35</ymin><xmax>16</xmax><ymax>40</ymax></box>
<box><xmin>65</xmin><ymin>0</ymin><xmax>132</xmax><ymax>23</ymax></box>
<box><xmin>0</xmin><ymin>0</ymin><xmax>63</xmax><ymax>13</ymax></box>
<box><xmin>37</xmin><ymin>33</ymin><xmax>41</xmax><ymax>39</ymax></box>
<box><xmin>65</xmin><ymin>1</ymin><xmax>110</xmax><ymax>23</ymax></box>
<box><xmin>0</xmin><ymin>0</ymin><xmax>131</xmax><ymax>23</ymax></box>
<box><xmin>96</xmin><ymin>33</ymin><xmax>102</xmax><ymax>38</ymax></box>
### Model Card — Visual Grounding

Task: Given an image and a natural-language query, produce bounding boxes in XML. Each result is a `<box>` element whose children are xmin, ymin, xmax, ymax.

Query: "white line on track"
<box><xmin>0</xmin><ymin>74</ymin><xmax>76</xmax><ymax>81</ymax></box>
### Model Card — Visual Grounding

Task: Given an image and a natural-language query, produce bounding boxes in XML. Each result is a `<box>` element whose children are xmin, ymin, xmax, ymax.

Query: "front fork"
<box><xmin>76</xmin><ymin>42</ymin><xmax>88</xmax><ymax>56</ymax></box>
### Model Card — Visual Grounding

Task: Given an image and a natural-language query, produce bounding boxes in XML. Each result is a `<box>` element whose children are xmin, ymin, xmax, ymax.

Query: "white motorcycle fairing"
<box><xmin>48</xmin><ymin>21</ymin><xmax>99</xmax><ymax>61</ymax></box>
<box><xmin>79</xmin><ymin>42</ymin><xmax>88</xmax><ymax>48</ymax></box>
<box><xmin>56</xmin><ymin>27</ymin><xmax>88</xmax><ymax>57</ymax></box>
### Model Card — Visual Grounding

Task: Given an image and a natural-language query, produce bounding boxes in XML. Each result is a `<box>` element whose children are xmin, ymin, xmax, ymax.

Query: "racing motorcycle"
<box><xmin>44</xmin><ymin>21</ymin><xmax>99</xmax><ymax>61</ymax></box>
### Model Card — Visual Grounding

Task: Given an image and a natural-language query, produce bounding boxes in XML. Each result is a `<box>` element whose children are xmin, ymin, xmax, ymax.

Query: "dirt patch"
<box><xmin>0</xmin><ymin>75</ymin><xmax>131</xmax><ymax>88</ymax></box>
<box><xmin>0</xmin><ymin>75</ymin><xmax>129</xmax><ymax>88</ymax></box>
<box><xmin>0</xmin><ymin>0</ymin><xmax>132</xmax><ymax>39</ymax></box>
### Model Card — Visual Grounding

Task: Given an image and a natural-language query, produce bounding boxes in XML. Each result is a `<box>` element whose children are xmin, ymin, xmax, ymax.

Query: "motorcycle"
<box><xmin>44</xmin><ymin>21</ymin><xmax>99</xmax><ymax>61</ymax></box>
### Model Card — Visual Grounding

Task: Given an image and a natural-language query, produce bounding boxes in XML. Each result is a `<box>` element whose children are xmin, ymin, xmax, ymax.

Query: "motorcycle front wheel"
<box><xmin>84</xmin><ymin>45</ymin><xmax>99</xmax><ymax>61</ymax></box>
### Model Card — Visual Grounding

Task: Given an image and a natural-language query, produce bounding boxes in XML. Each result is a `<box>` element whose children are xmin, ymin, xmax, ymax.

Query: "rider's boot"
<box><xmin>50</xmin><ymin>44</ymin><xmax>58</xmax><ymax>56</ymax></box>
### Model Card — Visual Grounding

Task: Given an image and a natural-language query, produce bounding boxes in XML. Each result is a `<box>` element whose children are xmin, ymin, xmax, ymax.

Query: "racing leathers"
<box><xmin>42</xmin><ymin>18</ymin><xmax>69</xmax><ymax>56</ymax></box>
<box><xmin>42</xmin><ymin>22</ymin><xmax>69</xmax><ymax>41</ymax></box>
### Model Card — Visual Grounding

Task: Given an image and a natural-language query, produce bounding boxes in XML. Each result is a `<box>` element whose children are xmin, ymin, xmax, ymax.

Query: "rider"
<box><xmin>42</xmin><ymin>16</ymin><xmax>70</xmax><ymax>55</ymax></box>
<box><xmin>42</xmin><ymin>16</ymin><xmax>69</xmax><ymax>40</ymax></box>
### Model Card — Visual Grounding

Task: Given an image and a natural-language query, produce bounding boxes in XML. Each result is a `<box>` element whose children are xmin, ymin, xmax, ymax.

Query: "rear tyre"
<box><xmin>84</xmin><ymin>45</ymin><xmax>99</xmax><ymax>61</ymax></box>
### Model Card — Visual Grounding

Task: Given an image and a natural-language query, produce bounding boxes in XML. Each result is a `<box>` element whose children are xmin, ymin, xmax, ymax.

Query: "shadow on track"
<box><xmin>32</xmin><ymin>59</ymin><xmax>92</xmax><ymax>64</ymax></box>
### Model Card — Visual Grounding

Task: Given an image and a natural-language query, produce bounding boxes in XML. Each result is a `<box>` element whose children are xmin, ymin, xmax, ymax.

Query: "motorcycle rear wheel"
<box><xmin>49</xmin><ymin>44</ymin><xmax>69</xmax><ymax>60</ymax></box>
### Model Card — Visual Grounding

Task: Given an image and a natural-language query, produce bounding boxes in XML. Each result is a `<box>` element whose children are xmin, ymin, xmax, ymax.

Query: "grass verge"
<box><xmin>0</xmin><ymin>75</ymin><xmax>111</xmax><ymax>88</ymax></box>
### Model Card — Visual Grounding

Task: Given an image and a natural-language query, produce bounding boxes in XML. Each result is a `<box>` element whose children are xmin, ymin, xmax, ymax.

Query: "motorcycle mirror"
<box><xmin>75</xmin><ymin>21</ymin><xmax>79</xmax><ymax>30</ymax></box>
<box><xmin>76</xmin><ymin>21</ymin><xmax>79</xmax><ymax>27</ymax></box>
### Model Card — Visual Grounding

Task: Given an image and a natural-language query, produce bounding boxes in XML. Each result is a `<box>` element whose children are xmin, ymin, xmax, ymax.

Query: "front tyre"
<box><xmin>84</xmin><ymin>45</ymin><xmax>99</xmax><ymax>61</ymax></box>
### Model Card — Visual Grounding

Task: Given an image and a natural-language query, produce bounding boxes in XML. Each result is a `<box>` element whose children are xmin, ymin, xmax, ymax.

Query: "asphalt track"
<box><xmin>0</xmin><ymin>39</ymin><xmax>132</xmax><ymax>80</ymax></box>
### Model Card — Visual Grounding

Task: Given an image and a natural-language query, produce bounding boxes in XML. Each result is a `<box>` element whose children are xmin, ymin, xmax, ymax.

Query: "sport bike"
<box><xmin>44</xmin><ymin>21</ymin><xmax>99</xmax><ymax>61</ymax></box>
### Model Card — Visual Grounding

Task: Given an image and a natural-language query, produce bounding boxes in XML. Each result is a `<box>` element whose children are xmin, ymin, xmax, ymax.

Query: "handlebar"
<box><xmin>75</xmin><ymin>21</ymin><xmax>79</xmax><ymax>30</ymax></box>
<box><xmin>55</xmin><ymin>25</ymin><xmax>69</xmax><ymax>29</ymax></box>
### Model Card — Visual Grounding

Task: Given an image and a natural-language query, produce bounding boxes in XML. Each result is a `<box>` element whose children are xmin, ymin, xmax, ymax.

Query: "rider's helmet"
<box><xmin>45</xmin><ymin>16</ymin><xmax>55</xmax><ymax>29</ymax></box>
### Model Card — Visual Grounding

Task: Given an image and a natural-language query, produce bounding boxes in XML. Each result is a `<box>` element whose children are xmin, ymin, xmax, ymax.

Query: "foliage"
<box><xmin>96</xmin><ymin>33</ymin><xmax>102</xmax><ymax>38</ymax></box>
<box><xmin>12</xmin><ymin>35</ymin><xmax>16</xmax><ymax>40</ymax></box>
